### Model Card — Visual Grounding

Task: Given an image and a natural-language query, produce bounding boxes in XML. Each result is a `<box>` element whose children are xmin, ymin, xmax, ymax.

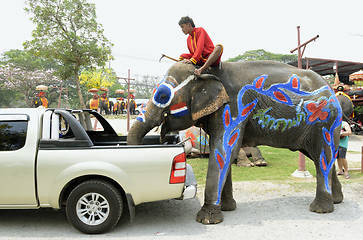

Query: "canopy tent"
<box><xmin>289</xmin><ymin>57</ymin><xmax>363</xmax><ymax>84</ymax></box>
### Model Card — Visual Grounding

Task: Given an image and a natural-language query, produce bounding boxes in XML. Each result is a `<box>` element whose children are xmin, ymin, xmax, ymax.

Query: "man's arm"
<box><xmin>341</xmin><ymin>121</ymin><xmax>352</xmax><ymax>137</ymax></box>
<box><xmin>190</xmin><ymin>28</ymin><xmax>207</xmax><ymax>64</ymax></box>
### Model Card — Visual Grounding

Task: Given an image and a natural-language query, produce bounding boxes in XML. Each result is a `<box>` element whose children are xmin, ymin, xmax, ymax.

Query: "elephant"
<box><xmin>99</xmin><ymin>96</ymin><xmax>110</xmax><ymax>115</ymax></box>
<box><xmin>235</xmin><ymin>146</ymin><xmax>268</xmax><ymax>167</ymax></box>
<box><xmin>127</xmin><ymin>61</ymin><xmax>343</xmax><ymax>224</ymax></box>
<box><xmin>86</xmin><ymin>97</ymin><xmax>99</xmax><ymax>111</ymax></box>
<box><xmin>109</xmin><ymin>100</ymin><xmax>114</xmax><ymax>114</ymax></box>
<box><xmin>128</xmin><ymin>99</ymin><xmax>137</xmax><ymax>115</ymax></box>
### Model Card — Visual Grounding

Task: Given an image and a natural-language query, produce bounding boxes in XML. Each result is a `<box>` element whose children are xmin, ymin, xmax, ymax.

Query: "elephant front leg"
<box><xmin>197</xmin><ymin>151</ymin><xmax>237</xmax><ymax>224</ymax></box>
<box><xmin>196</xmin><ymin>158</ymin><xmax>224</xmax><ymax>224</ymax></box>
<box><xmin>221</xmin><ymin>167</ymin><xmax>236</xmax><ymax>211</ymax></box>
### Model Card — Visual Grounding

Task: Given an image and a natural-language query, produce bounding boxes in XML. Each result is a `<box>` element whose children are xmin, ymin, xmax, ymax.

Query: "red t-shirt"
<box><xmin>179</xmin><ymin>27</ymin><xmax>220</xmax><ymax>66</ymax></box>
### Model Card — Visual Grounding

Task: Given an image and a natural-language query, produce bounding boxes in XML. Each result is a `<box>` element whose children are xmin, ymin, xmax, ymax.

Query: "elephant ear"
<box><xmin>190</xmin><ymin>74</ymin><xmax>230</xmax><ymax>121</ymax></box>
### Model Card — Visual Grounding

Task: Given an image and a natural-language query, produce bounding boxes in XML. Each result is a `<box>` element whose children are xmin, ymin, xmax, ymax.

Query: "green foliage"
<box><xmin>354</xmin><ymin>106</ymin><xmax>363</xmax><ymax>115</ymax></box>
<box><xmin>24</xmin><ymin>0</ymin><xmax>113</xmax><ymax>107</ymax></box>
<box><xmin>0</xmin><ymin>49</ymin><xmax>67</xmax><ymax>107</ymax></box>
<box><xmin>0</xmin><ymin>49</ymin><xmax>60</xmax><ymax>71</ymax></box>
<box><xmin>108</xmin><ymin>82</ymin><xmax>125</xmax><ymax>99</ymax></box>
<box><xmin>227</xmin><ymin>49</ymin><xmax>298</xmax><ymax>63</ymax></box>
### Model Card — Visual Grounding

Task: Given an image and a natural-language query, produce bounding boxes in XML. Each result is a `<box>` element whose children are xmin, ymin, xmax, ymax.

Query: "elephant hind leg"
<box><xmin>331</xmin><ymin>165</ymin><xmax>344</xmax><ymax>204</ymax></box>
<box><xmin>309</xmin><ymin>150</ymin><xmax>336</xmax><ymax>213</ymax></box>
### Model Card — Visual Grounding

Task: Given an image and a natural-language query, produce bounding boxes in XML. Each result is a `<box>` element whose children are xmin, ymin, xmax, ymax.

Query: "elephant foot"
<box><xmin>221</xmin><ymin>197</ymin><xmax>236</xmax><ymax>211</ymax></box>
<box><xmin>332</xmin><ymin>187</ymin><xmax>344</xmax><ymax>204</ymax></box>
<box><xmin>309</xmin><ymin>196</ymin><xmax>334</xmax><ymax>213</ymax></box>
<box><xmin>196</xmin><ymin>204</ymin><xmax>223</xmax><ymax>224</ymax></box>
<box><xmin>252</xmin><ymin>158</ymin><xmax>268</xmax><ymax>166</ymax></box>
<box><xmin>236</xmin><ymin>158</ymin><xmax>254</xmax><ymax>167</ymax></box>
<box><xmin>333</xmin><ymin>193</ymin><xmax>344</xmax><ymax>204</ymax></box>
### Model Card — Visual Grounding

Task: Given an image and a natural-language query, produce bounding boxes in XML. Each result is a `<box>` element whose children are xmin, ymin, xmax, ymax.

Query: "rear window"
<box><xmin>0</xmin><ymin>120</ymin><xmax>28</xmax><ymax>151</ymax></box>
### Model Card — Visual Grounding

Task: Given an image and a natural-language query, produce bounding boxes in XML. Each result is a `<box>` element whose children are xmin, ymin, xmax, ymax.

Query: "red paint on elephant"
<box><xmin>292</xmin><ymin>77</ymin><xmax>299</xmax><ymax>89</ymax></box>
<box><xmin>255</xmin><ymin>76</ymin><xmax>264</xmax><ymax>89</ymax></box>
<box><xmin>241</xmin><ymin>103</ymin><xmax>255</xmax><ymax>116</ymax></box>
<box><xmin>216</xmin><ymin>153</ymin><xmax>225</xmax><ymax>169</ymax></box>
<box><xmin>185</xmin><ymin>131</ymin><xmax>196</xmax><ymax>147</ymax></box>
<box><xmin>321</xmin><ymin>155</ymin><xmax>327</xmax><ymax>171</ymax></box>
<box><xmin>274</xmin><ymin>91</ymin><xmax>288</xmax><ymax>103</ymax></box>
<box><xmin>306</xmin><ymin>100</ymin><xmax>329</xmax><ymax>122</ymax></box>
<box><xmin>228</xmin><ymin>132</ymin><xmax>238</xmax><ymax>146</ymax></box>
<box><xmin>325</xmin><ymin>132</ymin><xmax>331</xmax><ymax>142</ymax></box>
<box><xmin>225</xmin><ymin>109</ymin><xmax>230</xmax><ymax>126</ymax></box>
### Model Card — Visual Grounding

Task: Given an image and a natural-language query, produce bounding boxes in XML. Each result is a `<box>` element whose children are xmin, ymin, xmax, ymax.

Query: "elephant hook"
<box><xmin>159</xmin><ymin>54</ymin><xmax>179</xmax><ymax>63</ymax></box>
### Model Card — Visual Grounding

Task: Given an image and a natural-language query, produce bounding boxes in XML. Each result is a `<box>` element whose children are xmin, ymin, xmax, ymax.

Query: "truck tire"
<box><xmin>66</xmin><ymin>180</ymin><xmax>123</xmax><ymax>234</ymax></box>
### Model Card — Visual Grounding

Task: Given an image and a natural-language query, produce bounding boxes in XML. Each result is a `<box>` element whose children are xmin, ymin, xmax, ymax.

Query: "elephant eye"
<box><xmin>152</xmin><ymin>83</ymin><xmax>174</xmax><ymax>108</ymax></box>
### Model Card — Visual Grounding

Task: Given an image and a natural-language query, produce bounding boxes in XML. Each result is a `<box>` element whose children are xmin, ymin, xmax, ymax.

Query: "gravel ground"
<box><xmin>0</xmin><ymin>181</ymin><xmax>362</xmax><ymax>240</ymax></box>
<box><xmin>0</xmin><ymin>119</ymin><xmax>362</xmax><ymax>239</ymax></box>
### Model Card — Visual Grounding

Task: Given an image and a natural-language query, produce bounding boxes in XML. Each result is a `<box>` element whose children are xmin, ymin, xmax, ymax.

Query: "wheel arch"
<box><xmin>59</xmin><ymin>175</ymin><xmax>135</xmax><ymax>222</ymax></box>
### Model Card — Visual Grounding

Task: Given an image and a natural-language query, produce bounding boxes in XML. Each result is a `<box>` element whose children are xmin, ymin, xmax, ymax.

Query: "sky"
<box><xmin>1</xmin><ymin>0</ymin><xmax>363</xmax><ymax>80</ymax></box>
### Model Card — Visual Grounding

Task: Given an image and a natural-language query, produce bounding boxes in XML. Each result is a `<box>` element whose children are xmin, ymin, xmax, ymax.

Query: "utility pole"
<box><xmin>117</xmin><ymin>69</ymin><xmax>135</xmax><ymax>131</ymax></box>
<box><xmin>290</xmin><ymin>26</ymin><xmax>319</xmax><ymax>178</ymax></box>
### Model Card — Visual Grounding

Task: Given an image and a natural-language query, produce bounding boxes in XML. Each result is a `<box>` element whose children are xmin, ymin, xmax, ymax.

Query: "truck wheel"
<box><xmin>66</xmin><ymin>180</ymin><xmax>123</xmax><ymax>234</ymax></box>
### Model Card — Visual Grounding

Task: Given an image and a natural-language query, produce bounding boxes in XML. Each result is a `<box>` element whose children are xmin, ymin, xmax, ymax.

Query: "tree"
<box><xmin>0</xmin><ymin>49</ymin><xmax>64</xmax><ymax>107</ymax></box>
<box><xmin>228</xmin><ymin>49</ymin><xmax>297</xmax><ymax>63</ymax></box>
<box><xmin>0</xmin><ymin>63</ymin><xmax>61</xmax><ymax>107</ymax></box>
<box><xmin>79</xmin><ymin>67</ymin><xmax>116</xmax><ymax>91</ymax></box>
<box><xmin>24</xmin><ymin>0</ymin><xmax>113</xmax><ymax>108</ymax></box>
<box><xmin>0</xmin><ymin>49</ymin><xmax>59</xmax><ymax>71</ymax></box>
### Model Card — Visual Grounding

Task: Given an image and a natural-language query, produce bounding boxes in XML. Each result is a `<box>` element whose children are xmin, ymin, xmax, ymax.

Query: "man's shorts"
<box><xmin>337</xmin><ymin>147</ymin><xmax>347</xmax><ymax>159</ymax></box>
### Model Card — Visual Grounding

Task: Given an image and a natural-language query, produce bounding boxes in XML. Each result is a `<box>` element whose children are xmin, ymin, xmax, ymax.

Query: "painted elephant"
<box><xmin>235</xmin><ymin>147</ymin><xmax>268</xmax><ymax>167</ymax></box>
<box><xmin>127</xmin><ymin>61</ymin><xmax>343</xmax><ymax>224</ymax></box>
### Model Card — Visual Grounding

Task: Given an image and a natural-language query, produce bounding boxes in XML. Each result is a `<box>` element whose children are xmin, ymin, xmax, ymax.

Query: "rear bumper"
<box><xmin>182</xmin><ymin>164</ymin><xmax>197</xmax><ymax>200</ymax></box>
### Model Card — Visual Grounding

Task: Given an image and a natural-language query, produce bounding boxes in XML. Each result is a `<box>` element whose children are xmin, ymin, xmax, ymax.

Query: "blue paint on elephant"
<box><xmin>214</xmin><ymin>75</ymin><xmax>342</xmax><ymax>204</ymax></box>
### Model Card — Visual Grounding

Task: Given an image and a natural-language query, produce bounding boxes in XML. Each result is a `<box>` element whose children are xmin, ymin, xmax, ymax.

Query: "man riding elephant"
<box><xmin>178</xmin><ymin>16</ymin><xmax>223</xmax><ymax>76</ymax></box>
<box><xmin>86</xmin><ymin>94</ymin><xmax>100</xmax><ymax>111</ymax></box>
<box><xmin>99</xmin><ymin>93</ymin><xmax>110</xmax><ymax>115</ymax></box>
<box><xmin>34</xmin><ymin>91</ymin><xmax>48</xmax><ymax>108</ymax></box>
<box><xmin>128</xmin><ymin>96</ymin><xmax>137</xmax><ymax>115</ymax></box>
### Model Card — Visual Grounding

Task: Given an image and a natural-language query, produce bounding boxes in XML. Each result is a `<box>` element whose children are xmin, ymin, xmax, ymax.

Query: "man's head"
<box><xmin>179</xmin><ymin>16</ymin><xmax>195</xmax><ymax>35</ymax></box>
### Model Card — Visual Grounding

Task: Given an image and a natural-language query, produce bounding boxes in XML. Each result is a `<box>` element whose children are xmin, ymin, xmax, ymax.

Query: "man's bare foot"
<box><xmin>194</xmin><ymin>68</ymin><xmax>202</xmax><ymax>76</ymax></box>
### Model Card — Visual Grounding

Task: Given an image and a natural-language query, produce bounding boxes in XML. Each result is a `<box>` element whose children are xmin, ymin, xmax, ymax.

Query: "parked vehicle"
<box><xmin>0</xmin><ymin>108</ymin><xmax>196</xmax><ymax>234</ymax></box>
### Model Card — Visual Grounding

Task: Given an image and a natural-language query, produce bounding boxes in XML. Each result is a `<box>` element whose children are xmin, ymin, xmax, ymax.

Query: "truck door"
<box><xmin>0</xmin><ymin>114</ymin><xmax>38</xmax><ymax>207</ymax></box>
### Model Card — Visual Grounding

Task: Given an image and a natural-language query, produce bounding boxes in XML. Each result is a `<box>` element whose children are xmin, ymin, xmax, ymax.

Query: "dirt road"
<box><xmin>0</xmin><ymin>180</ymin><xmax>362</xmax><ymax>240</ymax></box>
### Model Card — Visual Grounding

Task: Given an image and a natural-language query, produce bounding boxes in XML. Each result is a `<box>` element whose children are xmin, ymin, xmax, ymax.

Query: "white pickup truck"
<box><xmin>0</xmin><ymin>108</ymin><xmax>196</xmax><ymax>234</ymax></box>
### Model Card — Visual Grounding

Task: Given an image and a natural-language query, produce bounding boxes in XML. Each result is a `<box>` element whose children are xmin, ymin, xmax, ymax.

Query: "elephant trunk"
<box><xmin>127</xmin><ymin>120</ymin><xmax>153</xmax><ymax>145</ymax></box>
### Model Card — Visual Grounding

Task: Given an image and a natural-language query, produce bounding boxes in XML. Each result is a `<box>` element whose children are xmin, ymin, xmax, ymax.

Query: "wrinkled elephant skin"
<box><xmin>127</xmin><ymin>61</ymin><xmax>343</xmax><ymax>224</ymax></box>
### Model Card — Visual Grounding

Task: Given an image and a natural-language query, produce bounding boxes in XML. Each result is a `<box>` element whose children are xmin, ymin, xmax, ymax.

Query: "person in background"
<box><xmin>337</xmin><ymin>120</ymin><xmax>352</xmax><ymax>179</ymax></box>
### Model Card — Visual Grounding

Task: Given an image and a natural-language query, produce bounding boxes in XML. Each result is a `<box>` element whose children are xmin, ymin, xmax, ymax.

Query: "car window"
<box><xmin>0</xmin><ymin>120</ymin><xmax>28</xmax><ymax>151</ymax></box>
